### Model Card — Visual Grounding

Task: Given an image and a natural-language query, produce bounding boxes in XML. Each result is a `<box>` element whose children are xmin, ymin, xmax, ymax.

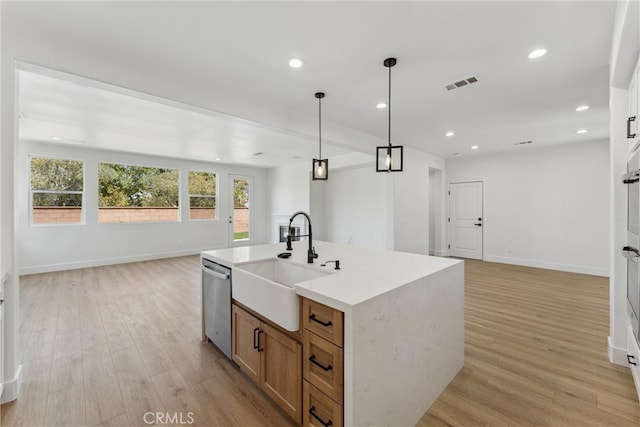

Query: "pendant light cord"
<box><xmin>388</xmin><ymin>62</ymin><xmax>391</xmax><ymax>149</ymax></box>
<box><xmin>318</xmin><ymin>96</ymin><xmax>322</xmax><ymax>159</ymax></box>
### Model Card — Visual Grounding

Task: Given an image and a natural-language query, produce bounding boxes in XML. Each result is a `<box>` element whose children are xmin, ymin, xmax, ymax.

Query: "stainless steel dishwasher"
<box><xmin>202</xmin><ymin>258</ymin><xmax>232</xmax><ymax>359</ymax></box>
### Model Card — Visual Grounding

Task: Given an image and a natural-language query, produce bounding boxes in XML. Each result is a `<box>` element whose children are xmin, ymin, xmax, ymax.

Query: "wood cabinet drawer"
<box><xmin>302</xmin><ymin>298</ymin><xmax>343</xmax><ymax>347</ymax></box>
<box><xmin>303</xmin><ymin>330</ymin><xmax>343</xmax><ymax>404</ymax></box>
<box><xmin>303</xmin><ymin>380</ymin><xmax>343</xmax><ymax>427</ymax></box>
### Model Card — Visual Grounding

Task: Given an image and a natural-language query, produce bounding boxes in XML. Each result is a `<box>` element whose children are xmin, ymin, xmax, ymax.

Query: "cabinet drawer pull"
<box><xmin>309</xmin><ymin>355</ymin><xmax>333</xmax><ymax>371</ymax></box>
<box><xmin>628</xmin><ymin>354</ymin><xmax>637</xmax><ymax>366</ymax></box>
<box><xmin>257</xmin><ymin>329</ymin><xmax>264</xmax><ymax>352</ymax></box>
<box><xmin>628</xmin><ymin>116</ymin><xmax>637</xmax><ymax>139</ymax></box>
<box><xmin>309</xmin><ymin>313</ymin><xmax>332</xmax><ymax>327</ymax></box>
<box><xmin>253</xmin><ymin>327</ymin><xmax>260</xmax><ymax>349</ymax></box>
<box><xmin>309</xmin><ymin>406</ymin><xmax>332</xmax><ymax>427</ymax></box>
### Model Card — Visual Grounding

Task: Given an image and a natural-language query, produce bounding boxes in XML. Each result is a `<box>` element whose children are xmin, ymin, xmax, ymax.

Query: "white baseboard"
<box><xmin>19</xmin><ymin>246</ymin><xmax>226</xmax><ymax>275</ymax></box>
<box><xmin>429</xmin><ymin>249</ymin><xmax>447</xmax><ymax>257</ymax></box>
<box><xmin>483</xmin><ymin>254</ymin><xmax>609</xmax><ymax>277</ymax></box>
<box><xmin>1</xmin><ymin>364</ymin><xmax>23</xmax><ymax>404</ymax></box>
<box><xmin>609</xmin><ymin>336</ymin><xmax>630</xmax><ymax>367</ymax></box>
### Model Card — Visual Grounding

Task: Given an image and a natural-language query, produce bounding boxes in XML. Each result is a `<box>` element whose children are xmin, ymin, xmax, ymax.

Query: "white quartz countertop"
<box><xmin>201</xmin><ymin>241</ymin><xmax>462</xmax><ymax>311</ymax></box>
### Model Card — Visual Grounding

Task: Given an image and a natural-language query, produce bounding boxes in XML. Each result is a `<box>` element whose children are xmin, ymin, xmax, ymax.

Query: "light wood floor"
<box><xmin>1</xmin><ymin>256</ymin><xmax>638</xmax><ymax>426</ymax></box>
<box><xmin>419</xmin><ymin>260</ymin><xmax>640</xmax><ymax>426</ymax></box>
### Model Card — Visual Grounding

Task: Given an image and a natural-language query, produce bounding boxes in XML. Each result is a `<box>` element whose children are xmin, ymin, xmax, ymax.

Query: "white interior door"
<box><xmin>449</xmin><ymin>181</ymin><xmax>483</xmax><ymax>260</ymax></box>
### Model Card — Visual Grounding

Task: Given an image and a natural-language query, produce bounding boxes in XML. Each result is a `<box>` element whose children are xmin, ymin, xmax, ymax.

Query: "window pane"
<box><xmin>32</xmin><ymin>192</ymin><xmax>83</xmax><ymax>224</ymax></box>
<box><xmin>30</xmin><ymin>157</ymin><xmax>84</xmax><ymax>225</ymax></box>
<box><xmin>233</xmin><ymin>178</ymin><xmax>250</xmax><ymax>240</ymax></box>
<box><xmin>189</xmin><ymin>196</ymin><xmax>216</xmax><ymax>220</ymax></box>
<box><xmin>33</xmin><ymin>192</ymin><xmax>83</xmax><ymax>207</ymax></box>
<box><xmin>188</xmin><ymin>171</ymin><xmax>216</xmax><ymax>196</ymax></box>
<box><xmin>98</xmin><ymin>163</ymin><xmax>179</xmax><ymax>223</ymax></box>
<box><xmin>189</xmin><ymin>171</ymin><xmax>216</xmax><ymax>220</ymax></box>
<box><xmin>30</xmin><ymin>157</ymin><xmax>83</xmax><ymax>191</ymax></box>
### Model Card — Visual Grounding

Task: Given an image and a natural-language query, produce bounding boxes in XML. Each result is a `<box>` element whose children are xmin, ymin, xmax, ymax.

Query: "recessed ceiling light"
<box><xmin>376</xmin><ymin>102</ymin><xmax>387</xmax><ymax>109</ymax></box>
<box><xmin>576</xmin><ymin>105</ymin><xmax>590</xmax><ymax>112</ymax></box>
<box><xmin>288</xmin><ymin>58</ymin><xmax>304</xmax><ymax>69</ymax></box>
<box><xmin>471</xmin><ymin>145</ymin><xmax>479</xmax><ymax>150</ymax></box>
<box><xmin>446</xmin><ymin>131</ymin><xmax>455</xmax><ymax>137</ymax></box>
<box><xmin>215</xmin><ymin>158</ymin><xmax>221</xmax><ymax>161</ymax></box>
<box><xmin>576</xmin><ymin>129</ymin><xmax>588</xmax><ymax>134</ymax></box>
<box><xmin>528</xmin><ymin>48</ymin><xmax>547</xmax><ymax>59</ymax></box>
<box><xmin>50</xmin><ymin>136</ymin><xmax>62</xmax><ymax>141</ymax></box>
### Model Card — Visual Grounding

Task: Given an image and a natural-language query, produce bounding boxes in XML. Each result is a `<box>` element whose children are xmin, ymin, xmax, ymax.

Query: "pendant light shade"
<box><xmin>376</xmin><ymin>57</ymin><xmax>404</xmax><ymax>172</ymax></box>
<box><xmin>313</xmin><ymin>92</ymin><xmax>329</xmax><ymax>180</ymax></box>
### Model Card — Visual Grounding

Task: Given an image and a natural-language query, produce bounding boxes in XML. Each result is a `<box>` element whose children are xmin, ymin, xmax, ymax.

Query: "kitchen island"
<box><xmin>201</xmin><ymin>240</ymin><xmax>464</xmax><ymax>426</ymax></box>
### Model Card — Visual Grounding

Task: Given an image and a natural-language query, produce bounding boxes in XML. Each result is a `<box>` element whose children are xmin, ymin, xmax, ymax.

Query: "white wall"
<box><xmin>266</xmin><ymin>162</ymin><xmax>311</xmax><ymax>243</ymax></box>
<box><xmin>1</xmin><ymin>8</ymin><xmax>21</xmax><ymax>403</ymax></box>
<box><xmin>18</xmin><ymin>141</ymin><xmax>269</xmax><ymax>274</ymax></box>
<box><xmin>310</xmin><ymin>178</ymin><xmax>327</xmax><ymax>242</ymax></box>
<box><xmin>429</xmin><ymin>168</ymin><xmax>444</xmax><ymax>256</ymax></box>
<box><xmin>446</xmin><ymin>139</ymin><xmax>609</xmax><ymax>276</ymax></box>
<box><xmin>0</xmin><ymin>0</ymin><xmax>10</xmax><ymax>401</ymax></box>
<box><xmin>320</xmin><ymin>164</ymin><xmax>391</xmax><ymax>250</ymax></box>
<box><xmin>392</xmin><ymin>147</ymin><xmax>445</xmax><ymax>255</ymax></box>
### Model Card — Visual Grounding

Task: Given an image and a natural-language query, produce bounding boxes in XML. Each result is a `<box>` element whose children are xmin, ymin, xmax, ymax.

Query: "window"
<box><xmin>30</xmin><ymin>156</ymin><xmax>84</xmax><ymax>225</ymax></box>
<box><xmin>98</xmin><ymin>162</ymin><xmax>179</xmax><ymax>223</ymax></box>
<box><xmin>188</xmin><ymin>171</ymin><xmax>217</xmax><ymax>220</ymax></box>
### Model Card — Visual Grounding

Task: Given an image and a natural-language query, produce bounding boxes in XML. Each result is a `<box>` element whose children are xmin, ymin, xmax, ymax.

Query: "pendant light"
<box><xmin>312</xmin><ymin>92</ymin><xmax>328</xmax><ymax>180</ymax></box>
<box><xmin>376</xmin><ymin>57</ymin><xmax>403</xmax><ymax>172</ymax></box>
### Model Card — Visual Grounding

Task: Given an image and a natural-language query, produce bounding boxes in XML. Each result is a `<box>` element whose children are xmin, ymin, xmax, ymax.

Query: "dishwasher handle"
<box><xmin>202</xmin><ymin>265</ymin><xmax>230</xmax><ymax>281</ymax></box>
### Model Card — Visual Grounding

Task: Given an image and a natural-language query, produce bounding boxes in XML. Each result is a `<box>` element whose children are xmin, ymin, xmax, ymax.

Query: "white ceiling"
<box><xmin>18</xmin><ymin>70</ymin><xmax>353</xmax><ymax>167</ymax></box>
<box><xmin>9</xmin><ymin>1</ymin><xmax>615</xmax><ymax>167</ymax></box>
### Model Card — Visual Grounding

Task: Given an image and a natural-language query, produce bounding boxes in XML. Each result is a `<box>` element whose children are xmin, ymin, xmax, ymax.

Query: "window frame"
<box><xmin>188</xmin><ymin>170</ymin><xmax>218</xmax><ymax>222</ymax></box>
<box><xmin>29</xmin><ymin>155</ymin><xmax>86</xmax><ymax>227</ymax></box>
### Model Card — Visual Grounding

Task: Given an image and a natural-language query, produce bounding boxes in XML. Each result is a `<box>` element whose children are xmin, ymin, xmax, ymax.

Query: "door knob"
<box><xmin>474</xmin><ymin>223</ymin><xmax>482</xmax><ymax>226</ymax></box>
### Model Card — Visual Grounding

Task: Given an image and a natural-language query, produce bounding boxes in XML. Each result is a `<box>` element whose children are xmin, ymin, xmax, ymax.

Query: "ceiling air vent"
<box><xmin>513</xmin><ymin>140</ymin><xmax>534</xmax><ymax>146</ymax></box>
<box><xmin>445</xmin><ymin>76</ymin><xmax>479</xmax><ymax>91</ymax></box>
<box><xmin>252</xmin><ymin>152</ymin><xmax>264</xmax><ymax>156</ymax></box>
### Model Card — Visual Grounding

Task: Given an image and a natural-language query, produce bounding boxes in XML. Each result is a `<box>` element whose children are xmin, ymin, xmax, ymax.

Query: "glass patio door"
<box><xmin>229</xmin><ymin>175</ymin><xmax>253</xmax><ymax>246</ymax></box>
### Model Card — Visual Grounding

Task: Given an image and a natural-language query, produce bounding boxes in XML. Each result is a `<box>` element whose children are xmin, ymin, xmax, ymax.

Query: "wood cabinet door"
<box><xmin>261</xmin><ymin>323</ymin><xmax>302</xmax><ymax>424</ymax></box>
<box><xmin>231</xmin><ymin>304</ymin><xmax>261</xmax><ymax>384</ymax></box>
